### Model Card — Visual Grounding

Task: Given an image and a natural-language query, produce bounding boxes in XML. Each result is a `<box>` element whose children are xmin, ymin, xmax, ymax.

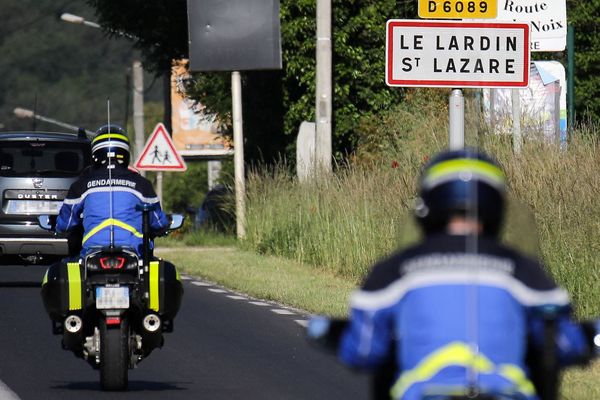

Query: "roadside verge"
<box><xmin>154</xmin><ymin>246</ymin><xmax>355</xmax><ymax>317</ymax></box>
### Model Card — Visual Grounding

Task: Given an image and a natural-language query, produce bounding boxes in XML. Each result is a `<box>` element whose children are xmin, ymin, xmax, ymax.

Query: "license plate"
<box><xmin>5</xmin><ymin>200</ymin><xmax>62</xmax><ymax>215</ymax></box>
<box><xmin>96</xmin><ymin>286</ymin><xmax>129</xmax><ymax>309</ymax></box>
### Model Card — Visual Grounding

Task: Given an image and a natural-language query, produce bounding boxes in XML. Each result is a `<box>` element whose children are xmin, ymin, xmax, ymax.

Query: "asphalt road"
<box><xmin>0</xmin><ymin>263</ymin><xmax>370</xmax><ymax>399</ymax></box>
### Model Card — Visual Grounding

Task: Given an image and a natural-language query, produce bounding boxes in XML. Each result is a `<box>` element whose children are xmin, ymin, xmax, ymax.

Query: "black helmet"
<box><xmin>91</xmin><ymin>124</ymin><xmax>131</xmax><ymax>167</ymax></box>
<box><xmin>414</xmin><ymin>148</ymin><xmax>506</xmax><ymax>236</ymax></box>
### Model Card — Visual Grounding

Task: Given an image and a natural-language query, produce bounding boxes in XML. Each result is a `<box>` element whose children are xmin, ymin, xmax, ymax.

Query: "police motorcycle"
<box><xmin>306</xmin><ymin>204</ymin><xmax>600</xmax><ymax>400</ymax></box>
<box><xmin>39</xmin><ymin>205</ymin><xmax>184</xmax><ymax>391</ymax></box>
<box><xmin>307</xmin><ymin>313</ymin><xmax>600</xmax><ymax>400</ymax></box>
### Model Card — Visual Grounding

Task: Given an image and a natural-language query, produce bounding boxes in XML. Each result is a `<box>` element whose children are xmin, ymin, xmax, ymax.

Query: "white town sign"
<box><xmin>386</xmin><ymin>20</ymin><xmax>530</xmax><ymax>88</ymax></box>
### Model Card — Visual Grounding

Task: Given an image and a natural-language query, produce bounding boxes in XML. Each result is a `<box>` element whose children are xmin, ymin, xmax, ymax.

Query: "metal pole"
<box><xmin>156</xmin><ymin>172</ymin><xmax>163</xmax><ymax>206</ymax></box>
<box><xmin>13</xmin><ymin>108</ymin><xmax>94</xmax><ymax>136</ymax></box>
<box><xmin>232</xmin><ymin>71</ymin><xmax>246</xmax><ymax>239</ymax></box>
<box><xmin>512</xmin><ymin>89</ymin><xmax>522</xmax><ymax>154</ymax></box>
<box><xmin>208</xmin><ymin>160</ymin><xmax>222</xmax><ymax>190</ymax></box>
<box><xmin>316</xmin><ymin>0</ymin><xmax>332</xmax><ymax>174</ymax></box>
<box><xmin>449</xmin><ymin>89</ymin><xmax>464</xmax><ymax>150</ymax></box>
<box><xmin>133</xmin><ymin>60</ymin><xmax>146</xmax><ymax>176</ymax></box>
<box><xmin>567</xmin><ymin>24</ymin><xmax>575</xmax><ymax>133</ymax></box>
<box><xmin>554</xmin><ymin>82</ymin><xmax>562</xmax><ymax>147</ymax></box>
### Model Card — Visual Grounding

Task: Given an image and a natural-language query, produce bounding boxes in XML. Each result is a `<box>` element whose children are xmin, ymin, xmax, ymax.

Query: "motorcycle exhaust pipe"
<box><xmin>64</xmin><ymin>315</ymin><xmax>83</xmax><ymax>334</ymax></box>
<box><xmin>142</xmin><ymin>314</ymin><xmax>161</xmax><ymax>333</ymax></box>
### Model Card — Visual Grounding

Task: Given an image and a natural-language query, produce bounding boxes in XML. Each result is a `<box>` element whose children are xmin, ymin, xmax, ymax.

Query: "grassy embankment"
<box><xmin>158</xmin><ymin>89</ymin><xmax>600</xmax><ymax>399</ymax></box>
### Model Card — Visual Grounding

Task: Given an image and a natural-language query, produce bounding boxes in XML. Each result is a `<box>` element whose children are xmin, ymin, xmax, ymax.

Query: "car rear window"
<box><xmin>0</xmin><ymin>141</ymin><xmax>91</xmax><ymax>177</ymax></box>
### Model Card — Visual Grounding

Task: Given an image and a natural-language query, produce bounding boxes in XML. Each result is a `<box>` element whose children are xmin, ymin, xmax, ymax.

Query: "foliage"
<box><xmin>88</xmin><ymin>0</ymin><xmax>417</xmax><ymax>163</ymax></box>
<box><xmin>0</xmin><ymin>0</ymin><xmax>145</xmax><ymax>133</ymax></box>
<box><xmin>566</xmin><ymin>0</ymin><xmax>600</xmax><ymax>120</ymax></box>
<box><xmin>160</xmin><ymin>161</ymin><xmax>208</xmax><ymax>213</ymax></box>
<box><xmin>86</xmin><ymin>0</ymin><xmax>189</xmax><ymax>74</ymax></box>
<box><xmin>244</xmin><ymin>92</ymin><xmax>600</xmax><ymax>321</ymax></box>
<box><xmin>86</xmin><ymin>1</ymin><xmax>600</xmax><ymax>166</ymax></box>
<box><xmin>155</xmin><ymin>245</ymin><xmax>354</xmax><ymax>317</ymax></box>
<box><xmin>183</xmin><ymin>0</ymin><xmax>417</xmax><ymax>161</ymax></box>
<box><xmin>156</xmin><ymin>229</ymin><xmax>237</xmax><ymax>247</ymax></box>
<box><xmin>353</xmin><ymin>88</ymin><xmax>449</xmax><ymax>165</ymax></box>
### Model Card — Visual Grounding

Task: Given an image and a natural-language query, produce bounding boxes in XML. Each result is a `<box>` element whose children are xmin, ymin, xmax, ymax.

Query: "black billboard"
<box><xmin>187</xmin><ymin>0</ymin><xmax>282</xmax><ymax>71</ymax></box>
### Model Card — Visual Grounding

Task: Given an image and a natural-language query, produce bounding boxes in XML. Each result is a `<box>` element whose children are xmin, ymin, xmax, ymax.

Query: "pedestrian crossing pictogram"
<box><xmin>134</xmin><ymin>123</ymin><xmax>187</xmax><ymax>171</ymax></box>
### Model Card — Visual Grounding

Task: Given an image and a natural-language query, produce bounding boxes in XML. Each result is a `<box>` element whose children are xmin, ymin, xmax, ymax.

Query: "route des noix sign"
<box><xmin>385</xmin><ymin>20</ymin><xmax>530</xmax><ymax>88</ymax></box>
<box><xmin>419</xmin><ymin>0</ymin><xmax>497</xmax><ymax>19</ymax></box>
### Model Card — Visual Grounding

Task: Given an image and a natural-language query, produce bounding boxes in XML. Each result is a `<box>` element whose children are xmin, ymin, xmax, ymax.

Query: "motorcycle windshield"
<box><xmin>394</xmin><ymin>194</ymin><xmax>540</xmax><ymax>258</ymax></box>
<box><xmin>390</xmin><ymin>193</ymin><xmax>544</xmax><ymax>399</ymax></box>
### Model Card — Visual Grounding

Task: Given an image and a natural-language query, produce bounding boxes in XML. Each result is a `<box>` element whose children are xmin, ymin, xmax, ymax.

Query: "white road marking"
<box><xmin>0</xmin><ymin>380</ymin><xmax>21</xmax><ymax>400</ymax></box>
<box><xmin>180</xmin><ymin>275</ymin><xmax>193</xmax><ymax>280</ymax></box>
<box><xmin>185</xmin><ymin>276</ymin><xmax>309</xmax><ymax>326</ymax></box>
<box><xmin>226</xmin><ymin>295</ymin><xmax>247</xmax><ymax>300</ymax></box>
<box><xmin>249</xmin><ymin>301</ymin><xmax>270</xmax><ymax>307</ymax></box>
<box><xmin>271</xmin><ymin>309</ymin><xmax>295</xmax><ymax>315</ymax></box>
<box><xmin>191</xmin><ymin>281</ymin><xmax>211</xmax><ymax>287</ymax></box>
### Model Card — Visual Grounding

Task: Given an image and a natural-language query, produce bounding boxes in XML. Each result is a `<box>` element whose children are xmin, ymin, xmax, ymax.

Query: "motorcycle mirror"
<box><xmin>169</xmin><ymin>214</ymin><xmax>184</xmax><ymax>230</ymax></box>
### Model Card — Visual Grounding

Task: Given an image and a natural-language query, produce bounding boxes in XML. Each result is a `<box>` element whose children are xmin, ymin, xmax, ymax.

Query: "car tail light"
<box><xmin>100</xmin><ymin>256</ymin><xmax>126</xmax><ymax>270</ymax></box>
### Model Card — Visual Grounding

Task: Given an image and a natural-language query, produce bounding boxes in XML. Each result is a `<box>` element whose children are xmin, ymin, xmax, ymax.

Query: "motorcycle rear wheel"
<box><xmin>99</xmin><ymin>317</ymin><xmax>130</xmax><ymax>391</ymax></box>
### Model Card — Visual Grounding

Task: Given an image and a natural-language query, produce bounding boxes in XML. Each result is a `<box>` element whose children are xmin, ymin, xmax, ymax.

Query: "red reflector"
<box><xmin>106</xmin><ymin>317</ymin><xmax>121</xmax><ymax>326</ymax></box>
<box><xmin>100</xmin><ymin>257</ymin><xmax>126</xmax><ymax>269</ymax></box>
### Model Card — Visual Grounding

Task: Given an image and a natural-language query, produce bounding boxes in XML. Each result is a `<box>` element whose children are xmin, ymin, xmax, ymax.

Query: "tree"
<box><xmin>88</xmin><ymin>1</ymin><xmax>419</xmax><ymax>163</ymax></box>
<box><xmin>86</xmin><ymin>0</ymin><xmax>189</xmax><ymax>74</ymax></box>
<box><xmin>0</xmin><ymin>0</ymin><xmax>143</xmax><ymax>133</ymax></box>
<box><xmin>566</xmin><ymin>0</ymin><xmax>600</xmax><ymax>121</ymax></box>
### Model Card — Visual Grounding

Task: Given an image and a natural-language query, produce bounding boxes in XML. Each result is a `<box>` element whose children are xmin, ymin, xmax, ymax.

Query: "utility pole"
<box><xmin>316</xmin><ymin>0</ymin><xmax>332</xmax><ymax>174</ymax></box>
<box><xmin>132</xmin><ymin>61</ymin><xmax>145</xmax><ymax>176</ymax></box>
<box><xmin>232</xmin><ymin>71</ymin><xmax>245</xmax><ymax>239</ymax></box>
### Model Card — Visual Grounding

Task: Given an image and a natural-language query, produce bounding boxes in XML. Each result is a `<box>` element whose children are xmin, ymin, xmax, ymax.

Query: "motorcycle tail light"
<box><xmin>100</xmin><ymin>256</ymin><xmax>126</xmax><ymax>270</ymax></box>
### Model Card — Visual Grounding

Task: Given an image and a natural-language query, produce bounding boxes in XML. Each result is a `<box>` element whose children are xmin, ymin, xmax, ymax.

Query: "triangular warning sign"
<box><xmin>135</xmin><ymin>123</ymin><xmax>187</xmax><ymax>171</ymax></box>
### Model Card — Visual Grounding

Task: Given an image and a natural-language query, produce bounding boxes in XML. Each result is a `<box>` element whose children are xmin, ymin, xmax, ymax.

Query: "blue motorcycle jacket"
<box><xmin>56</xmin><ymin>165</ymin><xmax>170</xmax><ymax>257</ymax></box>
<box><xmin>338</xmin><ymin>234</ymin><xmax>591</xmax><ymax>400</ymax></box>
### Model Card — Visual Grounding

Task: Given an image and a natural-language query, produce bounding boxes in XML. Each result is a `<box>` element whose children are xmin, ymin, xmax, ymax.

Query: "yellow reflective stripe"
<box><xmin>92</xmin><ymin>133</ymin><xmax>129</xmax><ymax>144</ymax></box>
<box><xmin>392</xmin><ymin>342</ymin><xmax>493</xmax><ymax>398</ymax></box>
<box><xmin>175</xmin><ymin>267</ymin><xmax>181</xmax><ymax>282</ymax></box>
<box><xmin>82</xmin><ymin>218</ymin><xmax>143</xmax><ymax>244</ymax></box>
<box><xmin>67</xmin><ymin>262</ymin><xmax>82</xmax><ymax>310</ymax></box>
<box><xmin>391</xmin><ymin>342</ymin><xmax>534</xmax><ymax>398</ymax></box>
<box><xmin>149</xmin><ymin>261</ymin><xmax>160</xmax><ymax>312</ymax></box>
<box><xmin>499</xmin><ymin>365</ymin><xmax>536</xmax><ymax>396</ymax></box>
<box><xmin>424</xmin><ymin>158</ymin><xmax>505</xmax><ymax>186</ymax></box>
<box><xmin>42</xmin><ymin>269</ymin><xmax>48</xmax><ymax>286</ymax></box>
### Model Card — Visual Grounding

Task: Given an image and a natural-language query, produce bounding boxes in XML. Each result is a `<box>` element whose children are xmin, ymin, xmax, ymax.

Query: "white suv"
<box><xmin>0</xmin><ymin>131</ymin><xmax>91</xmax><ymax>263</ymax></box>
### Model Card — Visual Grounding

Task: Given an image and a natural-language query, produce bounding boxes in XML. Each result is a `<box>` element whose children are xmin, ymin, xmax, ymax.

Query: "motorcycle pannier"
<box><xmin>148</xmin><ymin>260</ymin><xmax>183</xmax><ymax>321</ymax></box>
<box><xmin>41</xmin><ymin>261</ymin><xmax>85</xmax><ymax>320</ymax></box>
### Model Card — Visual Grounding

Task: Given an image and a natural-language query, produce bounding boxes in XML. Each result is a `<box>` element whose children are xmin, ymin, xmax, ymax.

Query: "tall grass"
<box><xmin>244</xmin><ymin>88</ymin><xmax>600</xmax><ymax>318</ymax></box>
<box><xmin>243</xmin><ymin>164</ymin><xmax>410</xmax><ymax>281</ymax></box>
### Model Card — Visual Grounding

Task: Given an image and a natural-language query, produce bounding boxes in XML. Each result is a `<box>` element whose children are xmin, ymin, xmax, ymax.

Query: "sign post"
<box><xmin>386</xmin><ymin>20</ymin><xmax>530</xmax><ymax>149</ymax></box>
<box><xmin>134</xmin><ymin>123</ymin><xmax>187</xmax><ymax>204</ymax></box>
<box><xmin>187</xmin><ymin>0</ymin><xmax>282</xmax><ymax>240</ymax></box>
